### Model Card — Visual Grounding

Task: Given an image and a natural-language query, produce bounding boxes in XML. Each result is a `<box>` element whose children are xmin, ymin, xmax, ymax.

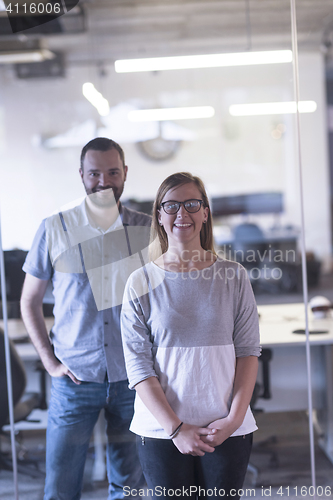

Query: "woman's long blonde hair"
<box><xmin>149</xmin><ymin>172</ymin><xmax>216</xmax><ymax>261</ymax></box>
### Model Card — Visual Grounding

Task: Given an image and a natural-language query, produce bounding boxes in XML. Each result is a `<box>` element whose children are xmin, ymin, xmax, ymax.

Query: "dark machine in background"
<box><xmin>0</xmin><ymin>250</ymin><xmax>27</xmax><ymax>319</ymax></box>
<box><xmin>211</xmin><ymin>192</ymin><xmax>320</xmax><ymax>293</ymax></box>
<box><xmin>211</xmin><ymin>192</ymin><xmax>283</xmax><ymax>217</ymax></box>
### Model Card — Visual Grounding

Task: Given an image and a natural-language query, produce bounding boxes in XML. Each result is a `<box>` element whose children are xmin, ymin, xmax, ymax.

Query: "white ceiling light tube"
<box><xmin>115</xmin><ymin>50</ymin><xmax>292</xmax><ymax>73</ymax></box>
<box><xmin>82</xmin><ymin>83</ymin><xmax>110</xmax><ymax>116</ymax></box>
<box><xmin>229</xmin><ymin>100</ymin><xmax>317</xmax><ymax>116</ymax></box>
<box><xmin>128</xmin><ymin>106</ymin><xmax>215</xmax><ymax>122</ymax></box>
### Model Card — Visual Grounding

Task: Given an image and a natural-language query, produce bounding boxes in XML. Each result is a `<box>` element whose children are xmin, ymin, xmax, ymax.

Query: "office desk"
<box><xmin>0</xmin><ymin>317</ymin><xmax>54</xmax><ymax>361</ymax></box>
<box><xmin>258</xmin><ymin>303</ymin><xmax>333</xmax><ymax>463</ymax></box>
<box><xmin>259</xmin><ymin>303</ymin><xmax>333</xmax><ymax>346</ymax></box>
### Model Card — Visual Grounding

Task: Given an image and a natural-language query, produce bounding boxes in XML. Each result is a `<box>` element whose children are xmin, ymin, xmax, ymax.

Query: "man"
<box><xmin>20</xmin><ymin>138</ymin><xmax>151</xmax><ymax>500</ymax></box>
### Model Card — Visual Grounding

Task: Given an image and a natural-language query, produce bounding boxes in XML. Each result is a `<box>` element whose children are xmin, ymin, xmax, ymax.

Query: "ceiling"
<box><xmin>1</xmin><ymin>0</ymin><xmax>333</xmax><ymax>69</ymax></box>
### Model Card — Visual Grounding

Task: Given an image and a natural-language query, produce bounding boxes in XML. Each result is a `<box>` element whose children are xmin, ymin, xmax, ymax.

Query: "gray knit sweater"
<box><xmin>121</xmin><ymin>258</ymin><xmax>261</xmax><ymax>439</ymax></box>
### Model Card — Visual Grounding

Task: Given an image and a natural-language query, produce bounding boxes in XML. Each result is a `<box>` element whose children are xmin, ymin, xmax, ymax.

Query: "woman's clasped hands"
<box><xmin>172</xmin><ymin>423</ymin><xmax>217</xmax><ymax>456</ymax></box>
<box><xmin>201</xmin><ymin>417</ymin><xmax>239</xmax><ymax>448</ymax></box>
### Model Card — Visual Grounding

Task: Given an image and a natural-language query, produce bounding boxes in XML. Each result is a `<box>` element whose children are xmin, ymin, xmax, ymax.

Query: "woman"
<box><xmin>121</xmin><ymin>172</ymin><xmax>260</xmax><ymax>499</ymax></box>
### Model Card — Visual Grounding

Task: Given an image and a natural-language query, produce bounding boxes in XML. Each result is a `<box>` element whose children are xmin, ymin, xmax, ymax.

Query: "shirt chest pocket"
<box><xmin>53</xmin><ymin>271</ymin><xmax>96</xmax><ymax>312</ymax></box>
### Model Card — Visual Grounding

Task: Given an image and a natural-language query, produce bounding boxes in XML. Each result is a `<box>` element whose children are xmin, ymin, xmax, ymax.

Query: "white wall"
<box><xmin>0</xmin><ymin>51</ymin><xmax>331</xmax><ymax>268</ymax></box>
<box><xmin>298</xmin><ymin>53</ymin><xmax>331</xmax><ymax>268</ymax></box>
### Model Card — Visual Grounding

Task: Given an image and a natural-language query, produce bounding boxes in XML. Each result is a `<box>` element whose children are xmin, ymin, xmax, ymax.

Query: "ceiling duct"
<box><xmin>15</xmin><ymin>50</ymin><xmax>64</xmax><ymax>78</ymax></box>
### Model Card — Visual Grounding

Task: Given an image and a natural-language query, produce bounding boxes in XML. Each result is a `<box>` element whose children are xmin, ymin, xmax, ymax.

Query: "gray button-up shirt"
<box><xmin>23</xmin><ymin>200</ymin><xmax>152</xmax><ymax>383</ymax></box>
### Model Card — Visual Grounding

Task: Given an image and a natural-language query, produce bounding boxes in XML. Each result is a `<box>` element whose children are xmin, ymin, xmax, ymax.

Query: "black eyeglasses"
<box><xmin>160</xmin><ymin>199</ymin><xmax>204</xmax><ymax>215</ymax></box>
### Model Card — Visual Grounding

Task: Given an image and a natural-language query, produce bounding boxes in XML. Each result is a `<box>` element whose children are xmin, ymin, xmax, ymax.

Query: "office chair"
<box><xmin>233</xmin><ymin>223</ymin><xmax>267</xmax><ymax>263</ymax></box>
<box><xmin>0</xmin><ymin>328</ymin><xmax>44</xmax><ymax>478</ymax></box>
<box><xmin>232</xmin><ymin>223</ymin><xmax>268</xmax><ymax>288</ymax></box>
<box><xmin>234</xmin><ymin>222</ymin><xmax>265</xmax><ymax>243</ymax></box>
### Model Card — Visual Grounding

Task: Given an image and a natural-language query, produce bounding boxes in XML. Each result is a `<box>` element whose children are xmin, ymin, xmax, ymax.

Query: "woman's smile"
<box><xmin>173</xmin><ymin>222</ymin><xmax>193</xmax><ymax>230</ymax></box>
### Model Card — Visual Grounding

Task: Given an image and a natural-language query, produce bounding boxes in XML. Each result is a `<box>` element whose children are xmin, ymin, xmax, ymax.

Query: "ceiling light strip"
<box><xmin>229</xmin><ymin>100</ymin><xmax>317</xmax><ymax>116</ymax></box>
<box><xmin>82</xmin><ymin>83</ymin><xmax>110</xmax><ymax>117</ymax></box>
<box><xmin>128</xmin><ymin>106</ymin><xmax>215</xmax><ymax>122</ymax></box>
<box><xmin>115</xmin><ymin>50</ymin><xmax>292</xmax><ymax>73</ymax></box>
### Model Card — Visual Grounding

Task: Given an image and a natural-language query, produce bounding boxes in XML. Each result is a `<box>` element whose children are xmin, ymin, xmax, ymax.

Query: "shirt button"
<box><xmin>104</xmin><ymin>321</ymin><xmax>109</xmax><ymax>325</ymax></box>
<box><xmin>104</xmin><ymin>343</ymin><xmax>108</xmax><ymax>347</ymax></box>
<box><xmin>104</xmin><ymin>276</ymin><xmax>108</xmax><ymax>280</ymax></box>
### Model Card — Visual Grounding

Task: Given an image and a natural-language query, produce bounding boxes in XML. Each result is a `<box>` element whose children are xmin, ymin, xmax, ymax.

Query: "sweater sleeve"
<box><xmin>233</xmin><ymin>265</ymin><xmax>261</xmax><ymax>358</ymax></box>
<box><xmin>121</xmin><ymin>270</ymin><xmax>158</xmax><ymax>389</ymax></box>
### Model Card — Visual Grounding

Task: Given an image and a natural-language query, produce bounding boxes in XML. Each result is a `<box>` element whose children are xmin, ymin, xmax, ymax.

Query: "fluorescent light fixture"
<box><xmin>82</xmin><ymin>83</ymin><xmax>110</xmax><ymax>117</ymax></box>
<box><xmin>0</xmin><ymin>49</ymin><xmax>55</xmax><ymax>64</ymax></box>
<box><xmin>229</xmin><ymin>101</ymin><xmax>317</xmax><ymax>116</ymax></box>
<box><xmin>128</xmin><ymin>106</ymin><xmax>215</xmax><ymax>122</ymax></box>
<box><xmin>115</xmin><ymin>50</ymin><xmax>292</xmax><ymax>73</ymax></box>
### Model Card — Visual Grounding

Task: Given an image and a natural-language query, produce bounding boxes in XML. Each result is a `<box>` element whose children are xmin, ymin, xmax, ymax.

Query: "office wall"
<box><xmin>0</xmin><ymin>51</ymin><xmax>331</xmax><ymax>268</ymax></box>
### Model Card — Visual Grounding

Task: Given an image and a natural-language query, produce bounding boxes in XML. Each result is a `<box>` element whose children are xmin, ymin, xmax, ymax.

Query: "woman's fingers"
<box><xmin>198</xmin><ymin>440</ymin><xmax>215</xmax><ymax>453</ymax></box>
<box><xmin>172</xmin><ymin>424</ymin><xmax>217</xmax><ymax>455</ymax></box>
<box><xmin>173</xmin><ymin>425</ymin><xmax>214</xmax><ymax>455</ymax></box>
<box><xmin>190</xmin><ymin>450</ymin><xmax>205</xmax><ymax>457</ymax></box>
<box><xmin>199</xmin><ymin>427</ymin><xmax>217</xmax><ymax>435</ymax></box>
<box><xmin>187</xmin><ymin>441</ymin><xmax>215</xmax><ymax>456</ymax></box>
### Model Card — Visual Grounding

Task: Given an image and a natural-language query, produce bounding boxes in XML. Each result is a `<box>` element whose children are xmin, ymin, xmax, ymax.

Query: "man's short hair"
<box><xmin>80</xmin><ymin>137</ymin><xmax>125</xmax><ymax>170</ymax></box>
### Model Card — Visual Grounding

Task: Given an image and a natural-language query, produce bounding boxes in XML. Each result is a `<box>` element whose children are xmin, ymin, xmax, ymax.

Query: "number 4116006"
<box><xmin>276</xmin><ymin>486</ymin><xmax>332</xmax><ymax>496</ymax></box>
<box><xmin>5</xmin><ymin>3</ymin><xmax>61</xmax><ymax>14</ymax></box>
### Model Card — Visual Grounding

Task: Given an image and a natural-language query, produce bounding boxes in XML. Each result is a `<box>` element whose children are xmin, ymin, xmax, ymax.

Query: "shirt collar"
<box><xmin>61</xmin><ymin>198</ymin><xmax>127</xmax><ymax>232</ymax></box>
<box><xmin>83</xmin><ymin>199</ymin><xmax>123</xmax><ymax>233</ymax></box>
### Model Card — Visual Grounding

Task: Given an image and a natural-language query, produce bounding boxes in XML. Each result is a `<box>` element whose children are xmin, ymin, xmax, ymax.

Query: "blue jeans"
<box><xmin>44</xmin><ymin>377</ymin><xmax>143</xmax><ymax>500</ymax></box>
<box><xmin>137</xmin><ymin>434</ymin><xmax>253</xmax><ymax>499</ymax></box>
